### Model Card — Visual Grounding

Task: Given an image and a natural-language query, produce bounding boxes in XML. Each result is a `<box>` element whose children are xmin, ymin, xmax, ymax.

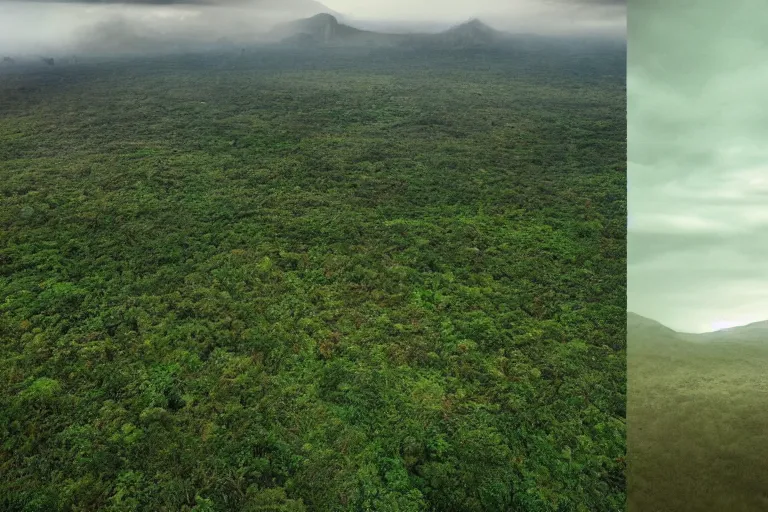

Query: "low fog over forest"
<box><xmin>0</xmin><ymin>0</ymin><xmax>624</xmax><ymax>58</ymax></box>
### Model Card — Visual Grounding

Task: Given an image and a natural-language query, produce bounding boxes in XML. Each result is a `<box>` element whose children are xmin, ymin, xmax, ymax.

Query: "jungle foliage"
<box><xmin>1</xmin><ymin>43</ymin><xmax>626</xmax><ymax>511</ymax></box>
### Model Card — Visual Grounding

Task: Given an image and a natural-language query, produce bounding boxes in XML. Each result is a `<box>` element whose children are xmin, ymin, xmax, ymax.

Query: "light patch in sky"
<box><xmin>629</xmin><ymin>213</ymin><xmax>733</xmax><ymax>235</ymax></box>
<box><xmin>711</xmin><ymin>320</ymin><xmax>746</xmax><ymax>332</ymax></box>
<box><xmin>709</xmin><ymin>315</ymin><xmax>768</xmax><ymax>333</ymax></box>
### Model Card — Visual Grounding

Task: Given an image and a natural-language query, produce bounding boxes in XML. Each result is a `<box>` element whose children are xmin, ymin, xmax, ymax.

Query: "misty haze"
<box><xmin>1</xmin><ymin>0</ymin><xmax>626</xmax><ymax>510</ymax></box>
<box><xmin>0</xmin><ymin>0</ymin><xmax>624</xmax><ymax>57</ymax></box>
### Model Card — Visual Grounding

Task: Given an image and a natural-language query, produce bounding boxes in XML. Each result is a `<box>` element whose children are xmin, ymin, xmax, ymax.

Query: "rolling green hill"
<box><xmin>628</xmin><ymin>313</ymin><xmax>768</xmax><ymax>511</ymax></box>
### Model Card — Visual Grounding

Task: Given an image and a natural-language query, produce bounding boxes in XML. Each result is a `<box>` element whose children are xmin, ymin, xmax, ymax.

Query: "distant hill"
<box><xmin>626</xmin><ymin>312</ymin><xmax>697</xmax><ymax>356</ymax></box>
<box><xmin>439</xmin><ymin>18</ymin><xmax>506</xmax><ymax>46</ymax></box>
<box><xmin>628</xmin><ymin>310</ymin><xmax>768</xmax><ymax>511</ymax></box>
<box><xmin>627</xmin><ymin>312</ymin><xmax>678</xmax><ymax>337</ymax></box>
<box><xmin>268</xmin><ymin>13</ymin><xmax>396</xmax><ymax>46</ymax></box>
<box><xmin>694</xmin><ymin>319</ymin><xmax>768</xmax><ymax>344</ymax></box>
<box><xmin>268</xmin><ymin>14</ymin><xmax>512</xmax><ymax>49</ymax></box>
<box><xmin>270</xmin><ymin>13</ymin><xmax>361</xmax><ymax>43</ymax></box>
<box><xmin>628</xmin><ymin>311</ymin><xmax>768</xmax><ymax>345</ymax></box>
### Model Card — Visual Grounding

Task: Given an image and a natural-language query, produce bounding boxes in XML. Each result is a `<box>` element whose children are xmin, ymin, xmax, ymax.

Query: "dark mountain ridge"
<box><xmin>440</xmin><ymin>18</ymin><xmax>505</xmax><ymax>45</ymax></box>
<box><xmin>628</xmin><ymin>311</ymin><xmax>768</xmax><ymax>345</ymax></box>
<box><xmin>268</xmin><ymin>14</ymin><xmax>512</xmax><ymax>48</ymax></box>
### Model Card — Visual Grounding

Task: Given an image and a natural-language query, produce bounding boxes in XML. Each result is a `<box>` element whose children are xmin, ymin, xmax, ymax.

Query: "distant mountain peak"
<box><xmin>465</xmin><ymin>18</ymin><xmax>488</xmax><ymax>27</ymax></box>
<box><xmin>270</xmin><ymin>13</ymin><xmax>512</xmax><ymax>49</ymax></box>
<box><xmin>269</xmin><ymin>12</ymin><xmax>360</xmax><ymax>44</ymax></box>
<box><xmin>627</xmin><ymin>312</ymin><xmax>678</xmax><ymax>332</ymax></box>
<box><xmin>306</xmin><ymin>12</ymin><xmax>339</xmax><ymax>25</ymax></box>
<box><xmin>440</xmin><ymin>18</ymin><xmax>504</xmax><ymax>46</ymax></box>
<box><xmin>448</xmin><ymin>18</ymin><xmax>496</xmax><ymax>33</ymax></box>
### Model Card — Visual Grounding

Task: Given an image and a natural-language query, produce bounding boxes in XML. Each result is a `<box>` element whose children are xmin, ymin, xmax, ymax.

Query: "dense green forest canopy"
<box><xmin>1</xmin><ymin>42</ymin><xmax>626</xmax><ymax>511</ymax></box>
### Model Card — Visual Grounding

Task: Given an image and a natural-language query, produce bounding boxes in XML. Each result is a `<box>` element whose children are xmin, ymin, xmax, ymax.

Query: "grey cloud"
<box><xmin>629</xmin><ymin>230</ymin><xmax>768</xmax><ymax>267</ymax></box>
<box><xmin>628</xmin><ymin>232</ymin><xmax>723</xmax><ymax>266</ymax></box>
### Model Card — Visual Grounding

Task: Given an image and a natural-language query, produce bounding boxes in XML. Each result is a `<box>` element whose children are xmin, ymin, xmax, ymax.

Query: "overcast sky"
<box><xmin>628</xmin><ymin>0</ymin><xmax>767</xmax><ymax>333</ymax></box>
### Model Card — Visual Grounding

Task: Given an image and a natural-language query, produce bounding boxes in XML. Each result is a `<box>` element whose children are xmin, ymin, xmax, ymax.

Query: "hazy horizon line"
<box><xmin>628</xmin><ymin>310</ymin><xmax>768</xmax><ymax>335</ymax></box>
<box><xmin>0</xmin><ymin>0</ymin><xmax>625</xmax><ymax>56</ymax></box>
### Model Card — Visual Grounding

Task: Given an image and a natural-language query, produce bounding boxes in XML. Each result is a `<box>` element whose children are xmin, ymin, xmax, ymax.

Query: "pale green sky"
<box><xmin>628</xmin><ymin>0</ymin><xmax>768</xmax><ymax>333</ymax></box>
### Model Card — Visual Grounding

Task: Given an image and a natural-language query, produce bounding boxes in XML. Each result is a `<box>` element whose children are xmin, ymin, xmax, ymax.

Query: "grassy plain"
<box><xmin>1</xmin><ymin>43</ymin><xmax>626</xmax><ymax>511</ymax></box>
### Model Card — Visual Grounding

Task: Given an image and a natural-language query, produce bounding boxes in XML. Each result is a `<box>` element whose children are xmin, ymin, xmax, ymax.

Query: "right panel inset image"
<box><xmin>628</xmin><ymin>1</ymin><xmax>768</xmax><ymax>511</ymax></box>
